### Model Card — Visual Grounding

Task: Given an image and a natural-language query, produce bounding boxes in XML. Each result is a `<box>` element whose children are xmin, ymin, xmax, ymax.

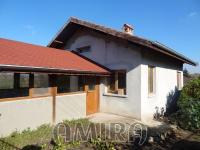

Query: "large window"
<box><xmin>0</xmin><ymin>73</ymin><xmax>29</xmax><ymax>99</ymax></box>
<box><xmin>148</xmin><ymin>66</ymin><xmax>155</xmax><ymax>94</ymax></box>
<box><xmin>20</xmin><ymin>74</ymin><xmax>29</xmax><ymax>88</ymax></box>
<box><xmin>0</xmin><ymin>72</ymin><xmax>86</xmax><ymax>99</ymax></box>
<box><xmin>57</xmin><ymin>75</ymin><xmax>84</xmax><ymax>94</ymax></box>
<box><xmin>107</xmin><ymin>70</ymin><xmax>126</xmax><ymax>95</ymax></box>
<box><xmin>34</xmin><ymin>74</ymin><xmax>49</xmax><ymax>88</ymax></box>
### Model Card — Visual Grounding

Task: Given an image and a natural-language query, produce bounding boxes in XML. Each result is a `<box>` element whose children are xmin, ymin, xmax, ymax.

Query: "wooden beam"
<box><xmin>49</xmin><ymin>74</ymin><xmax>57</xmax><ymax>124</ymax></box>
<box><xmin>54</xmin><ymin>40</ymin><xmax>63</xmax><ymax>44</ymax></box>
<box><xmin>114</xmin><ymin>71</ymin><xmax>118</xmax><ymax>91</ymax></box>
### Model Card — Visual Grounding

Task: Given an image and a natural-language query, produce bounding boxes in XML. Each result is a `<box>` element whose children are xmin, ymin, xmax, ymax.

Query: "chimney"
<box><xmin>123</xmin><ymin>24</ymin><xmax>133</xmax><ymax>35</ymax></box>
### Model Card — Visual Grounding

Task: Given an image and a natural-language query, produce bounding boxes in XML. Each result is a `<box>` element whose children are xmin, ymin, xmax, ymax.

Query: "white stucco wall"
<box><xmin>140</xmin><ymin>53</ymin><xmax>183</xmax><ymax>122</ymax></box>
<box><xmin>64</xmin><ymin>29</ymin><xmax>183</xmax><ymax>121</ymax></box>
<box><xmin>65</xmin><ymin>30</ymin><xmax>142</xmax><ymax>120</ymax></box>
<box><xmin>0</xmin><ymin>97</ymin><xmax>52</xmax><ymax>137</ymax></box>
<box><xmin>56</xmin><ymin>93</ymin><xmax>86</xmax><ymax>123</ymax></box>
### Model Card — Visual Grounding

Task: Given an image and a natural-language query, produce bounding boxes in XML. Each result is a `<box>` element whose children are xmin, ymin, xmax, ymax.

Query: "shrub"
<box><xmin>177</xmin><ymin>76</ymin><xmax>200</xmax><ymax>130</ymax></box>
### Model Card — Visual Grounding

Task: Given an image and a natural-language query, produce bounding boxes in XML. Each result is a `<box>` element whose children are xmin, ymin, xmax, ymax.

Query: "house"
<box><xmin>0</xmin><ymin>17</ymin><xmax>196</xmax><ymax>136</ymax></box>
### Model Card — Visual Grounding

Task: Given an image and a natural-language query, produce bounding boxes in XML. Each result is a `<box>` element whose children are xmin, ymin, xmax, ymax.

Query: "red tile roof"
<box><xmin>0</xmin><ymin>38</ymin><xmax>110</xmax><ymax>75</ymax></box>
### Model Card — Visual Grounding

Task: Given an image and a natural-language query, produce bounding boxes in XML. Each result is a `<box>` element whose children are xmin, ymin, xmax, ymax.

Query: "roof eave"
<box><xmin>0</xmin><ymin>64</ymin><xmax>111</xmax><ymax>76</ymax></box>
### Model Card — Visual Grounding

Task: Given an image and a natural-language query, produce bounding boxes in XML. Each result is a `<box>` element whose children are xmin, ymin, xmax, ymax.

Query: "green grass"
<box><xmin>0</xmin><ymin>118</ymin><xmax>91</xmax><ymax>150</ymax></box>
<box><xmin>63</xmin><ymin>118</ymin><xmax>90</xmax><ymax>126</ymax></box>
<box><xmin>0</xmin><ymin>124</ymin><xmax>52</xmax><ymax>149</ymax></box>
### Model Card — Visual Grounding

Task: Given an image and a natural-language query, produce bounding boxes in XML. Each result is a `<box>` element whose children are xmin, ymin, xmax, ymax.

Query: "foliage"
<box><xmin>0</xmin><ymin>124</ymin><xmax>52</xmax><ymax>149</ymax></box>
<box><xmin>90</xmin><ymin>137</ymin><xmax>116</xmax><ymax>150</ymax></box>
<box><xmin>183</xmin><ymin>68</ymin><xmax>190</xmax><ymax>77</ymax></box>
<box><xmin>52</xmin><ymin>136</ymin><xmax>66</xmax><ymax>150</ymax></box>
<box><xmin>63</xmin><ymin>118</ymin><xmax>90</xmax><ymax>126</ymax></box>
<box><xmin>177</xmin><ymin>76</ymin><xmax>200</xmax><ymax>130</ymax></box>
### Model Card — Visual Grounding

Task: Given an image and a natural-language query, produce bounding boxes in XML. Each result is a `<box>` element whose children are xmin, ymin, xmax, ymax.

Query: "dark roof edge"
<box><xmin>151</xmin><ymin>41</ymin><xmax>198</xmax><ymax>66</ymax></box>
<box><xmin>47</xmin><ymin>18</ymin><xmax>72</xmax><ymax>47</ymax></box>
<box><xmin>71</xmin><ymin>50</ymin><xmax>112</xmax><ymax>73</ymax></box>
<box><xmin>48</xmin><ymin>17</ymin><xmax>197</xmax><ymax>66</ymax></box>
<box><xmin>0</xmin><ymin>64</ymin><xmax>110</xmax><ymax>76</ymax></box>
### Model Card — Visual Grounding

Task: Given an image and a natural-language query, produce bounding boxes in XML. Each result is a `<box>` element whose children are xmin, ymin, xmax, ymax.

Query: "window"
<box><xmin>0</xmin><ymin>73</ymin><xmax>29</xmax><ymax>99</ymax></box>
<box><xmin>57</xmin><ymin>75</ymin><xmax>70</xmax><ymax>93</ymax></box>
<box><xmin>87</xmin><ymin>77</ymin><xmax>96</xmax><ymax>91</ymax></box>
<box><xmin>32</xmin><ymin>74</ymin><xmax>51</xmax><ymax>97</ymax></box>
<box><xmin>76</xmin><ymin>46</ymin><xmax>91</xmax><ymax>53</ymax></box>
<box><xmin>107</xmin><ymin>70</ymin><xmax>126</xmax><ymax>95</ymax></box>
<box><xmin>0</xmin><ymin>73</ymin><xmax>14</xmax><ymax>89</ymax></box>
<box><xmin>20</xmin><ymin>74</ymin><xmax>29</xmax><ymax>88</ymax></box>
<box><xmin>57</xmin><ymin>75</ymin><xmax>84</xmax><ymax>94</ymax></box>
<box><xmin>148</xmin><ymin>66</ymin><xmax>155</xmax><ymax>94</ymax></box>
<box><xmin>34</xmin><ymin>74</ymin><xmax>49</xmax><ymax>88</ymax></box>
<box><xmin>177</xmin><ymin>72</ymin><xmax>182</xmax><ymax>90</ymax></box>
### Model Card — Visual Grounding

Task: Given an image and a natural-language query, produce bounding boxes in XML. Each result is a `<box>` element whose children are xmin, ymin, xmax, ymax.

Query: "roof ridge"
<box><xmin>69</xmin><ymin>17</ymin><xmax>152</xmax><ymax>43</ymax></box>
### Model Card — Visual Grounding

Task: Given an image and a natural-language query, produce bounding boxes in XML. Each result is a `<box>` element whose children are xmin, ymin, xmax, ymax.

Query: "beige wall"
<box><xmin>0</xmin><ymin>97</ymin><xmax>52</xmax><ymax>137</ymax></box>
<box><xmin>0</xmin><ymin>93</ymin><xmax>87</xmax><ymax>137</ymax></box>
<box><xmin>56</xmin><ymin>93</ymin><xmax>86</xmax><ymax>123</ymax></box>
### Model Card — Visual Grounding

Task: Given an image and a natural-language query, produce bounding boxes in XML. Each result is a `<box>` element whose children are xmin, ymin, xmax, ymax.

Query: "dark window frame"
<box><xmin>76</xmin><ymin>46</ymin><xmax>91</xmax><ymax>53</ymax></box>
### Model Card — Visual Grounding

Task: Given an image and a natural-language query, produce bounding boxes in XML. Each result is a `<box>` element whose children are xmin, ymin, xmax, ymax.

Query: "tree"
<box><xmin>183</xmin><ymin>68</ymin><xmax>190</xmax><ymax>77</ymax></box>
<box><xmin>177</xmin><ymin>76</ymin><xmax>200</xmax><ymax>130</ymax></box>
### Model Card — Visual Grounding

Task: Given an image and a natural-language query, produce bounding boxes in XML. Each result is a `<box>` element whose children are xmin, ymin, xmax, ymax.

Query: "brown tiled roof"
<box><xmin>48</xmin><ymin>17</ymin><xmax>197</xmax><ymax>66</ymax></box>
<box><xmin>0</xmin><ymin>38</ymin><xmax>110</xmax><ymax>75</ymax></box>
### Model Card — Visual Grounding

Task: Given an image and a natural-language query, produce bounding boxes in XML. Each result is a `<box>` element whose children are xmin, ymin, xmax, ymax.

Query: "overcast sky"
<box><xmin>0</xmin><ymin>0</ymin><xmax>199</xmax><ymax>73</ymax></box>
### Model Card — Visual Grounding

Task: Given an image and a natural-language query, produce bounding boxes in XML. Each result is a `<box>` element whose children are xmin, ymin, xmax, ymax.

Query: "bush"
<box><xmin>177</xmin><ymin>76</ymin><xmax>200</xmax><ymax>130</ymax></box>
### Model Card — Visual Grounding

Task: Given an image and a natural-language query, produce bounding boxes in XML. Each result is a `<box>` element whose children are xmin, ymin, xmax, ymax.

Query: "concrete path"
<box><xmin>87</xmin><ymin>113</ymin><xmax>173</xmax><ymax>144</ymax></box>
<box><xmin>87</xmin><ymin>112</ymin><xmax>163</xmax><ymax>127</ymax></box>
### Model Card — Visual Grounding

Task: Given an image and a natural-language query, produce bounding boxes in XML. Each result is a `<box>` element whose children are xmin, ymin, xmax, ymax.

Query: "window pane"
<box><xmin>57</xmin><ymin>75</ymin><xmax>70</xmax><ymax>93</ymax></box>
<box><xmin>34</xmin><ymin>74</ymin><xmax>49</xmax><ymax>88</ymax></box>
<box><xmin>20</xmin><ymin>74</ymin><xmax>29</xmax><ymax>88</ymax></box>
<box><xmin>87</xmin><ymin>77</ymin><xmax>95</xmax><ymax>91</ymax></box>
<box><xmin>57</xmin><ymin>75</ymin><xmax>84</xmax><ymax>93</ymax></box>
<box><xmin>70</xmin><ymin>76</ymin><xmax>79</xmax><ymax>92</ymax></box>
<box><xmin>32</xmin><ymin>74</ymin><xmax>50</xmax><ymax>97</ymax></box>
<box><xmin>77</xmin><ymin>46</ymin><xmax>91</xmax><ymax>53</ymax></box>
<box><xmin>0</xmin><ymin>73</ymin><xmax>29</xmax><ymax>99</ymax></box>
<box><xmin>107</xmin><ymin>71</ymin><xmax>126</xmax><ymax>95</ymax></box>
<box><xmin>107</xmin><ymin>74</ymin><xmax>115</xmax><ymax>93</ymax></box>
<box><xmin>148</xmin><ymin>66</ymin><xmax>154</xmax><ymax>94</ymax></box>
<box><xmin>177</xmin><ymin>72</ymin><xmax>181</xmax><ymax>90</ymax></box>
<box><xmin>118</xmin><ymin>72</ymin><xmax>126</xmax><ymax>95</ymax></box>
<box><xmin>78</xmin><ymin>76</ymin><xmax>84</xmax><ymax>91</ymax></box>
<box><xmin>0</xmin><ymin>73</ymin><xmax>14</xmax><ymax>89</ymax></box>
